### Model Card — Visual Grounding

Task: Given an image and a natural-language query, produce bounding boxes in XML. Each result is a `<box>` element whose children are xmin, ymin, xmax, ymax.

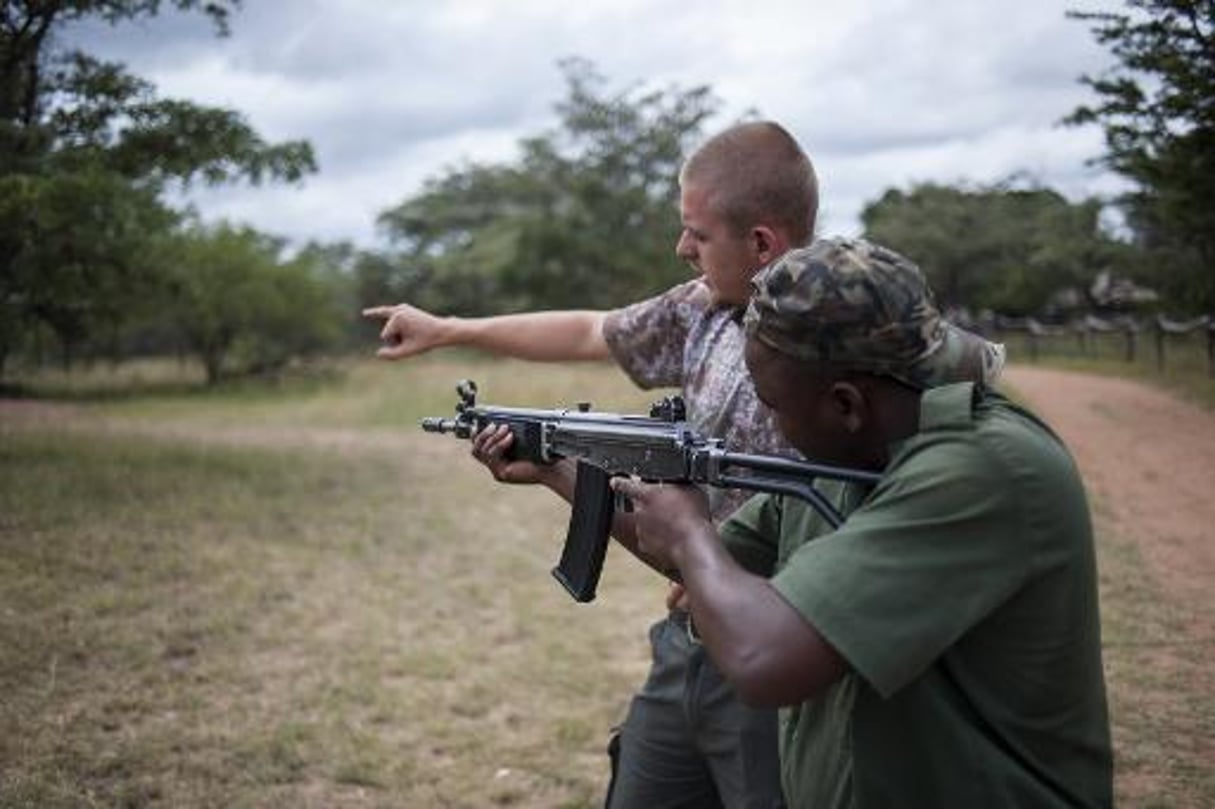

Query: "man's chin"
<box><xmin>697</xmin><ymin>276</ymin><xmax>745</xmax><ymax>307</ymax></box>
<box><xmin>710</xmin><ymin>290</ymin><xmax>748</xmax><ymax>308</ymax></box>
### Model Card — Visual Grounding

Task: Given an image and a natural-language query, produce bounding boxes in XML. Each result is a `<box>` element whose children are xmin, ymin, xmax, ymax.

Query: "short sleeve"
<box><xmin>771</xmin><ymin>436</ymin><xmax>1033</xmax><ymax>698</ymax></box>
<box><xmin>602</xmin><ymin>280</ymin><xmax>710</xmax><ymax>389</ymax></box>
<box><xmin>719</xmin><ymin>494</ymin><xmax>783</xmax><ymax>576</ymax></box>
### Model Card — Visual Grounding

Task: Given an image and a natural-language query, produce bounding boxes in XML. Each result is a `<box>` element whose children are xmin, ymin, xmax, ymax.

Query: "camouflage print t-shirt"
<box><xmin>602</xmin><ymin>279</ymin><xmax>797</xmax><ymax>522</ymax></box>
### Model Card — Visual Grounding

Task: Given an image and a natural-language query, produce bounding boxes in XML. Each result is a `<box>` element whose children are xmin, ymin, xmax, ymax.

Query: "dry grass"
<box><xmin>1090</xmin><ymin>498</ymin><xmax>1215</xmax><ymax>806</ymax></box>
<box><xmin>1</xmin><ymin>357</ymin><xmax>663</xmax><ymax>808</ymax></box>
<box><xmin>2</xmin><ymin>356</ymin><xmax>1211</xmax><ymax>806</ymax></box>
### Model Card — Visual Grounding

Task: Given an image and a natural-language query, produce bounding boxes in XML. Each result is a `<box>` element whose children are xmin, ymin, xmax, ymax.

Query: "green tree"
<box><xmin>0</xmin><ymin>1</ymin><xmax>317</xmax><ymax>375</ymax></box>
<box><xmin>1065</xmin><ymin>0</ymin><xmax>1215</xmax><ymax>311</ymax></box>
<box><xmin>163</xmin><ymin>223</ymin><xmax>274</xmax><ymax>384</ymax></box>
<box><xmin>290</xmin><ymin>240</ymin><xmax>362</xmax><ymax>349</ymax></box>
<box><xmin>861</xmin><ymin>179</ymin><xmax>1133</xmax><ymax>316</ymax></box>
<box><xmin>1</xmin><ymin>1</ymin><xmax>314</xmax><ymax>182</ymax></box>
<box><xmin>374</xmin><ymin>58</ymin><xmax>718</xmax><ymax>314</ymax></box>
<box><xmin>243</xmin><ymin>246</ymin><xmax>349</xmax><ymax>373</ymax></box>
<box><xmin>163</xmin><ymin>223</ymin><xmax>344</xmax><ymax>384</ymax></box>
<box><xmin>0</xmin><ymin>168</ymin><xmax>176</xmax><ymax>371</ymax></box>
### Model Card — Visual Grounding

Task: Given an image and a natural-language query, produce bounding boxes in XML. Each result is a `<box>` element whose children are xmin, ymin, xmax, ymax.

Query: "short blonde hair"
<box><xmin>680</xmin><ymin>121</ymin><xmax>818</xmax><ymax>244</ymax></box>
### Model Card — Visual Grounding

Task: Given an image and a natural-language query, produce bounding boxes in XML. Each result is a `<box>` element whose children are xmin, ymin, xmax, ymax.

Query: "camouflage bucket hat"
<box><xmin>744</xmin><ymin>237</ymin><xmax>1005</xmax><ymax>389</ymax></box>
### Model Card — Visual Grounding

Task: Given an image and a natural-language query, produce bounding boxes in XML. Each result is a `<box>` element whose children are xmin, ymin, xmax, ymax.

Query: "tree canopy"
<box><xmin>370</xmin><ymin>58</ymin><xmax>718</xmax><ymax>315</ymax></box>
<box><xmin>2</xmin><ymin>1</ymin><xmax>315</xmax><ymax>183</ymax></box>
<box><xmin>861</xmin><ymin>179</ymin><xmax>1135</xmax><ymax>317</ymax></box>
<box><xmin>161</xmin><ymin>223</ymin><xmax>346</xmax><ymax>383</ymax></box>
<box><xmin>1065</xmin><ymin>0</ymin><xmax>1215</xmax><ymax>312</ymax></box>
<box><xmin>0</xmin><ymin>0</ymin><xmax>319</xmax><ymax>378</ymax></box>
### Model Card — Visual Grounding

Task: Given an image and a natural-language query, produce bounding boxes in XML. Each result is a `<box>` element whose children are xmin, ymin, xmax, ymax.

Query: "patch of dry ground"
<box><xmin>0</xmin><ymin>398</ymin><xmax>422</xmax><ymax>458</ymax></box>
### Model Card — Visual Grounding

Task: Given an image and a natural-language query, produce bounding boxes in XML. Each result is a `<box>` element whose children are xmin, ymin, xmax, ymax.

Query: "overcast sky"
<box><xmin>67</xmin><ymin>0</ymin><xmax>1129</xmax><ymax>250</ymax></box>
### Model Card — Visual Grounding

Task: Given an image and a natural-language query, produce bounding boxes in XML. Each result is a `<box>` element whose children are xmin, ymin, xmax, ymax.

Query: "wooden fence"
<box><xmin>978</xmin><ymin>314</ymin><xmax>1215</xmax><ymax>377</ymax></box>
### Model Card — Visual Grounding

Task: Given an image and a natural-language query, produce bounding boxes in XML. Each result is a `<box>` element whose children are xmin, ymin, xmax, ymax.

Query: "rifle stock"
<box><xmin>422</xmin><ymin>379</ymin><xmax>881</xmax><ymax>603</ymax></box>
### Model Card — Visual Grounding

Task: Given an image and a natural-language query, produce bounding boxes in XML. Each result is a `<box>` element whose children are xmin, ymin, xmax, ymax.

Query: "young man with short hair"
<box><xmin>366</xmin><ymin>121</ymin><xmax>817</xmax><ymax>808</ymax></box>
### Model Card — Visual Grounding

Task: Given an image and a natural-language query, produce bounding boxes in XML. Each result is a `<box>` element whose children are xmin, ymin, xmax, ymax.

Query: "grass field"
<box><xmin>1</xmin><ymin>355</ymin><xmax>1211</xmax><ymax>807</ymax></box>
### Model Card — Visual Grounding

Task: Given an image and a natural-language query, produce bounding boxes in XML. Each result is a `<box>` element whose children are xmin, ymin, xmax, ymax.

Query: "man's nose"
<box><xmin>675</xmin><ymin>230</ymin><xmax>695</xmax><ymax>260</ymax></box>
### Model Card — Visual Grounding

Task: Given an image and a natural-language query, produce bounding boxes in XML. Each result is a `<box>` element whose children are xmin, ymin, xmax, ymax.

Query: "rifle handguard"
<box><xmin>422</xmin><ymin>380</ymin><xmax>881</xmax><ymax>603</ymax></box>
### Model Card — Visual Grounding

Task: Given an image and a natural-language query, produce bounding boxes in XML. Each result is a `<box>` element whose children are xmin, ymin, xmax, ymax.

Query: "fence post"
<box><xmin>1125</xmin><ymin>325</ymin><xmax>1136</xmax><ymax>363</ymax></box>
<box><xmin>1155</xmin><ymin>319</ymin><xmax>1166</xmax><ymax>372</ymax></box>
<box><xmin>1208</xmin><ymin>320</ymin><xmax>1214</xmax><ymax>378</ymax></box>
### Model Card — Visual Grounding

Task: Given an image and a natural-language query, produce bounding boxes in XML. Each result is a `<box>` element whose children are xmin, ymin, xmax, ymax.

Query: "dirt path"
<box><xmin>1002</xmin><ymin>366</ymin><xmax>1215</xmax><ymax>626</ymax></box>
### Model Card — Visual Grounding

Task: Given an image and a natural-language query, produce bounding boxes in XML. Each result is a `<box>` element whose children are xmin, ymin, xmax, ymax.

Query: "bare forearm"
<box><xmin>367</xmin><ymin>303</ymin><xmax>614</xmax><ymax>362</ymax></box>
<box><xmin>446</xmin><ymin>310</ymin><xmax>612</xmax><ymax>361</ymax></box>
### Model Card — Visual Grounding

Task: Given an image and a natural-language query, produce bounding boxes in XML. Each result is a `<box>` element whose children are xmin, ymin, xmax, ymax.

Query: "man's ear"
<box><xmin>751</xmin><ymin>225</ymin><xmax>783</xmax><ymax>264</ymax></box>
<box><xmin>827</xmin><ymin>381</ymin><xmax>867</xmax><ymax>434</ymax></box>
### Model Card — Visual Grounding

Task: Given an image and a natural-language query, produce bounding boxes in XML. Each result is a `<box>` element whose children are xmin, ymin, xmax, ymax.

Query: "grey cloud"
<box><xmin>57</xmin><ymin>0</ymin><xmax>1126</xmax><ymax>249</ymax></box>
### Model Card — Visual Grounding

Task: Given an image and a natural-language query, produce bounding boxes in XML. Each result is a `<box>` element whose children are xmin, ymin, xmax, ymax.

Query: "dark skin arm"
<box><xmin>610</xmin><ymin>476</ymin><xmax>849</xmax><ymax>708</ymax></box>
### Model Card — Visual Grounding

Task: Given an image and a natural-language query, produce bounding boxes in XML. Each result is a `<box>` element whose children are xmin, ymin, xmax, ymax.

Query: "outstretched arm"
<box><xmin>362</xmin><ymin>303</ymin><xmax>613</xmax><ymax>362</ymax></box>
<box><xmin>611</xmin><ymin>477</ymin><xmax>848</xmax><ymax>708</ymax></box>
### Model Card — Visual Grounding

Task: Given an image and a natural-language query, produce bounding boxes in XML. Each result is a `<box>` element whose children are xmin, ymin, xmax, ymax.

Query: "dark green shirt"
<box><xmin>720</xmin><ymin>383</ymin><xmax>1112</xmax><ymax>807</ymax></box>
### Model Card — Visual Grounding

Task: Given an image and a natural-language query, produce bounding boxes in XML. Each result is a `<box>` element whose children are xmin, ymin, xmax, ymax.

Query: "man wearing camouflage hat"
<box><xmin>611</xmin><ymin>237</ymin><xmax>1113</xmax><ymax>806</ymax></box>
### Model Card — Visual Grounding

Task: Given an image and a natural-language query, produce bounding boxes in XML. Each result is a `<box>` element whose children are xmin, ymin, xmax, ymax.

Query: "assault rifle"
<box><xmin>422</xmin><ymin>380</ymin><xmax>881</xmax><ymax>603</ymax></box>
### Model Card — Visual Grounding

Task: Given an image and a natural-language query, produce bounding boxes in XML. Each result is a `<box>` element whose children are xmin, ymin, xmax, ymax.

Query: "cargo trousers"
<box><xmin>604</xmin><ymin>610</ymin><xmax>785</xmax><ymax>809</ymax></box>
